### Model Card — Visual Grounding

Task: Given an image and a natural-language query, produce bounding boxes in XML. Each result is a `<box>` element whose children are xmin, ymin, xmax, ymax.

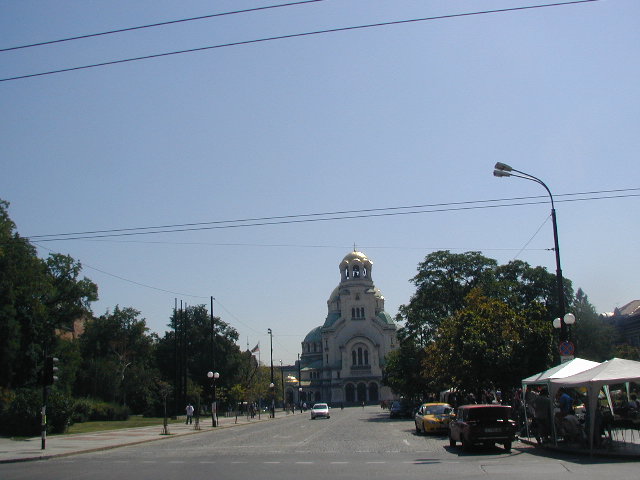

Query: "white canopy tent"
<box><xmin>521</xmin><ymin>358</ymin><xmax>601</xmax><ymax>441</ymax></box>
<box><xmin>522</xmin><ymin>358</ymin><xmax>601</xmax><ymax>386</ymax></box>
<box><xmin>549</xmin><ymin>358</ymin><xmax>640</xmax><ymax>452</ymax></box>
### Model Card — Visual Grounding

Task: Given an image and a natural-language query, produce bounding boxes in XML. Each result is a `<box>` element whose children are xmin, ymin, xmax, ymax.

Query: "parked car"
<box><xmin>310</xmin><ymin>403</ymin><xmax>330</xmax><ymax>419</ymax></box>
<box><xmin>414</xmin><ymin>403</ymin><xmax>453</xmax><ymax>434</ymax></box>
<box><xmin>449</xmin><ymin>404</ymin><xmax>516</xmax><ymax>452</ymax></box>
<box><xmin>389</xmin><ymin>400</ymin><xmax>414</xmax><ymax>419</ymax></box>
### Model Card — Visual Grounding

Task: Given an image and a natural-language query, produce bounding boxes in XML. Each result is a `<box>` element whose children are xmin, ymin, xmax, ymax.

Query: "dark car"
<box><xmin>449</xmin><ymin>404</ymin><xmax>516</xmax><ymax>452</ymax></box>
<box><xmin>389</xmin><ymin>401</ymin><xmax>414</xmax><ymax>419</ymax></box>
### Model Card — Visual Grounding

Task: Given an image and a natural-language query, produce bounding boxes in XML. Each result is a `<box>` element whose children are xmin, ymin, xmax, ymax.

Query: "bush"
<box><xmin>86</xmin><ymin>399</ymin><xmax>130</xmax><ymax>421</ymax></box>
<box><xmin>0</xmin><ymin>388</ymin><xmax>41</xmax><ymax>437</ymax></box>
<box><xmin>72</xmin><ymin>398</ymin><xmax>93</xmax><ymax>423</ymax></box>
<box><xmin>48</xmin><ymin>390</ymin><xmax>74</xmax><ymax>433</ymax></box>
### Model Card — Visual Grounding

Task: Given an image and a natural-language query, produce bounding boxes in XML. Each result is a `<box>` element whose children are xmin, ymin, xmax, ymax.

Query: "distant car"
<box><xmin>389</xmin><ymin>401</ymin><xmax>414</xmax><ymax>419</ymax></box>
<box><xmin>449</xmin><ymin>404</ymin><xmax>516</xmax><ymax>452</ymax></box>
<box><xmin>310</xmin><ymin>403</ymin><xmax>330</xmax><ymax>419</ymax></box>
<box><xmin>414</xmin><ymin>403</ymin><xmax>453</xmax><ymax>434</ymax></box>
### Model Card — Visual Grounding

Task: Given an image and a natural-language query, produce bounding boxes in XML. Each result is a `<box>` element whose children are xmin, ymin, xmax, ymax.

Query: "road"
<box><xmin>1</xmin><ymin>406</ymin><xmax>637</xmax><ymax>479</ymax></box>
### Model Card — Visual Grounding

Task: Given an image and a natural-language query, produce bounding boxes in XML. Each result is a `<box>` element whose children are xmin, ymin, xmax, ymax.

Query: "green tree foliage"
<box><xmin>76</xmin><ymin>306</ymin><xmax>158</xmax><ymax>413</ymax></box>
<box><xmin>425</xmin><ymin>289</ymin><xmax>552</xmax><ymax>396</ymax></box>
<box><xmin>391</xmin><ymin>250</ymin><xmax>589</xmax><ymax>399</ymax></box>
<box><xmin>398</xmin><ymin>251</ymin><xmax>497</xmax><ymax>343</ymax></box>
<box><xmin>155</xmin><ymin>305</ymin><xmax>245</xmax><ymax>413</ymax></box>
<box><xmin>382</xmin><ymin>335</ymin><xmax>429</xmax><ymax>402</ymax></box>
<box><xmin>0</xmin><ymin>199</ymin><xmax>97</xmax><ymax>390</ymax></box>
<box><xmin>614</xmin><ymin>344</ymin><xmax>640</xmax><ymax>361</ymax></box>
<box><xmin>572</xmin><ymin>288</ymin><xmax>615</xmax><ymax>361</ymax></box>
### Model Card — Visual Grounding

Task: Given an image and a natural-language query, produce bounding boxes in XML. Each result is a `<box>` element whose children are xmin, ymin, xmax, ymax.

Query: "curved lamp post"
<box><xmin>207</xmin><ymin>371</ymin><xmax>219</xmax><ymax>427</ymax></box>
<box><xmin>493</xmin><ymin>162</ymin><xmax>568</xmax><ymax>343</ymax></box>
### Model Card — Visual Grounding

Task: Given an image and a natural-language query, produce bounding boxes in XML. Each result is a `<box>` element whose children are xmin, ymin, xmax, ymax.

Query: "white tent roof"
<box><xmin>522</xmin><ymin>358</ymin><xmax>600</xmax><ymax>385</ymax></box>
<box><xmin>549</xmin><ymin>357</ymin><xmax>640</xmax><ymax>388</ymax></box>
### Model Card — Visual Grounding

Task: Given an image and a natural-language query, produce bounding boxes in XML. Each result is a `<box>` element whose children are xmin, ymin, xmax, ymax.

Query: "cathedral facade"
<box><xmin>298</xmin><ymin>251</ymin><xmax>397</xmax><ymax>405</ymax></box>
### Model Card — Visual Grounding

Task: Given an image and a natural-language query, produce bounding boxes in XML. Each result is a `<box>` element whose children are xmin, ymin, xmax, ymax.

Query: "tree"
<box><xmin>382</xmin><ymin>333</ymin><xmax>429</xmax><ymax>402</ymax></box>
<box><xmin>424</xmin><ymin>289</ymin><xmax>553</xmax><ymax>397</ymax></box>
<box><xmin>572</xmin><ymin>288</ymin><xmax>614</xmax><ymax>361</ymax></box>
<box><xmin>76</xmin><ymin>306</ymin><xmax>157</xmax><ymax>413</ymax></box>
<box><xmin>154</xmin><ymin>305</ymin><xmax>245</xmax><ymax>415</ymax></box>
<box><xmin>0</xmin><ymin>199</ymin><xmax>50</xmax><ymax>388</ymax></box>
<box><xmin>397</xmin><ymin>251</ymin><xmax>497</xmax><ymax>344</ymax></box>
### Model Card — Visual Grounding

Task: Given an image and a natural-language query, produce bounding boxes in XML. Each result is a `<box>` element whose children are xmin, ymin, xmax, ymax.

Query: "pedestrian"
<box><xmin>185</xmin><ymin>403</ymin><xmax>194</xmax><ymax>424</ymax></box>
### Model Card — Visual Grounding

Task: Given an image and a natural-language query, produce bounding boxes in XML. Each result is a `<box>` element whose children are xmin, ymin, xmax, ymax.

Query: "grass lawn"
<box><xmin>65</xmin><ymin>416</ymin><xmax>184</xmax><ymax>434</ymax></box>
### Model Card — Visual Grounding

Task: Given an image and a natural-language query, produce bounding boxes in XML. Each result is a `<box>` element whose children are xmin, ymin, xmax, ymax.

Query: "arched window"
<box><xmin>368</xmin><ymin>383</ymin><xmax>379</xmax><ymax>402</ymax></box>
<box><xmin>357</xmin><ymin>347</ymin><xmax>363</xmax><ymax>365</ymax></box>
<box><xmin>360</xmin><ymin>307</ymin><xmax>365</xmax><ymax>318</ymax></box>
<box><xmin>351</xmin><ymin>307</ymin><xmax>355</xmax><ymax>318</ymax></box>
<box><xmin>357</xmin><ymin>383</ymin><xmax>367</xmax><ymax>402</ymax></box>
<box><xmin>364</xmin><ymin>349</ymin><xmax>369</xmax><ymax>365</ymax></box>
<box><xmin>353</xmin><ymin>265</ymin><xmax>360</xmax><ymax>278</ymax></box>
<box><xmin>345</xmin><ymin>383</ymin><xmax>355</xmax><ymax>402</ymax></box>
<box><xmin>352</xmin><ymin>351</ymin><xmax>357</xmax><ymax>365</ymax></box>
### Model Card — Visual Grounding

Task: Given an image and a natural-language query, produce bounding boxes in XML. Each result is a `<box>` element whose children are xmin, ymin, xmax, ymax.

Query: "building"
<box><xmin>297</xmin><ymin>251</ymin><xmax>397</xmax><ymax>405</ymax></box>
<box><xmin>604</xmin><ymin>300</ymin><xmax>640</xmax><ymax>347</ymax></box>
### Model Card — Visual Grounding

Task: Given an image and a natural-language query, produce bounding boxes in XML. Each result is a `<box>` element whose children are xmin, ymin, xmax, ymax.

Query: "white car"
<box><xmin>310</xmin><ymin>403</ymin><xmax>330</xmax><ymax>419</ymax></box>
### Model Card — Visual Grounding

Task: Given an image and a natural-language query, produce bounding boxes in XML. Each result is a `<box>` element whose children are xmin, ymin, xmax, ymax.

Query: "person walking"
<box><xmin>185</xmin><ymin>404</ymin><xmax>194</xmax><ymax>424</ymax></box>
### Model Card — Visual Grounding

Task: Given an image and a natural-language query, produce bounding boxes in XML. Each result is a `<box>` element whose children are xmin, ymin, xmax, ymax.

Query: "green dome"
<box><xmin>303</xmin><ymin>326</ymin><xmax>322</xmax><ymax>343</ymax></box>
<box><xmin>376</xmin><ymin>311</ymin><xmax>395</xmax><ymax>326</ymax></box>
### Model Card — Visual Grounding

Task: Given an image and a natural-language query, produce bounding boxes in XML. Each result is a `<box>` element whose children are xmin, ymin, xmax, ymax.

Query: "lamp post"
<box><xmin>493</xmin><ymin>162</ymin><xmax>571</xmax><ymax>345</ymax></box>
<box><xmin>280</xmin><ymin>360</ymin><xmax>286</xmax><ymax>412</ymax></box>
<box><xmin>268</xmin><ymin>328</ymin><xmax>274</xmax><ymax>416</ymax></box>
<box><xmin>269</xmin><ymin>382</ymin><xmax>275</xmax><ymax>418</ymax></box>
<box><xmin>207</xmin><ymin>371</ymin><xmax>219</xmax><ymax>427</ymax></box>
<box><xmin>299</xmin><ymin>387</ymin><xmax>303</xmax><ymax>413</ymax></box>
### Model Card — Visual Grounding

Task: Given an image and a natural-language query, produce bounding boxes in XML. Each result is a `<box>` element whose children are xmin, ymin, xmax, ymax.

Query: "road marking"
<box><xmin>403</xmin><ymin>439</ymin><xmax>410</xmax><ymax>446</ymax></box>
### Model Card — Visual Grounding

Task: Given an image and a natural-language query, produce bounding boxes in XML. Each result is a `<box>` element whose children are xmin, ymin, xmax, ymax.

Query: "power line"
<box><xmin>0</xmin><ymin>1</ymin><xmax>325</xmax><ymax>52</ymax></box>
<box><xmin>0</xmin><ymin>0</ymin><xmax>599</xmax><ymax>83</ymax></box>
<box><xmin>26</xmin><ymin>189</ymin><xmax>640</xmax><ymax>242</ymax></box>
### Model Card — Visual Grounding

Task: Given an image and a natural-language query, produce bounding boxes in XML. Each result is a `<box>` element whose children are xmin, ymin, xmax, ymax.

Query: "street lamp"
<box><xmin>493</xmin><ymin>163</ymin><xmax>567</xmax><ymax>336</ymax></box>
<box><xmin>280</xmin><ymin>360</ymin><xmax>286</xmax><ymax>412</ymax></box>
<box><xmin>269</xmin><ymin>382</ymin><xmax>275</xmax><ymax>418</ymax></box>
<box><xmin>207</xmin><ymin>371</ymin><xmax>219</xmax><ymax>427</ymax></box>
<box><xmin>299</xmin><ymin>387</ymin><xmax>303</xmax><ymax>413</ymax></box>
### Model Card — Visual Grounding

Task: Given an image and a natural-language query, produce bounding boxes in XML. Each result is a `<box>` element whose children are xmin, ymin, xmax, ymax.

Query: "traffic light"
<box><xmin>44</xmin><ymin>356</ymin><xmax>59</xmax><ymax>385</ymax></box>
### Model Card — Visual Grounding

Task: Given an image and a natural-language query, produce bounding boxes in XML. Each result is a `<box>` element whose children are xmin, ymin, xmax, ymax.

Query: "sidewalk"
<box><xmin>0</xmin><ymin>413</ymin><xmax>278</xmax><ymax>464</ymax></box>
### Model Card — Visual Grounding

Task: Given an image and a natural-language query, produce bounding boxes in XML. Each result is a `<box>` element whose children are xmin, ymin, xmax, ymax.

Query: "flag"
<box><xmin>250</xmin><ymin>343</ymin><xmax>260</xmax><ymax>354</ymax></box>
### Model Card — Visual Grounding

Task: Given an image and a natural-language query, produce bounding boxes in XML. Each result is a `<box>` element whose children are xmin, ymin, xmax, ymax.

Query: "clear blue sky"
<box><xmin>2</xmin><ymin>0</ymin><xmax>638</xmax><ymax>365</ymax></box>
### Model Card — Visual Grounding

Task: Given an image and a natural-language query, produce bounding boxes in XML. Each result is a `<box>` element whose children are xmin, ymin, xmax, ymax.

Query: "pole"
<box><xmin>550</xmin><ymin>208</ymin><xmax>567</xmax><ymax>341</ymax></box>
<box><xmin>173</xmin><ymin>298</ymin><xmax>178</xmax><ymax>417</ymax></box>
<box><xmin>41</xmin><ymin>348</ymin><xmax>47</xmax><ymax>450</ymax></box>
<box><xmin>281</xmin><ymin>360</ymin><xmax>285</xmax><ymax>412</ymax></box>
<box><xmin>493</xmin><ymin>163</ymin><xmax>569</xmax><ymax>346</ymax></box>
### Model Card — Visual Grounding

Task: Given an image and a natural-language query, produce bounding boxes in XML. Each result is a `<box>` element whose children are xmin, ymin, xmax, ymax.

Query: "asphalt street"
<box><xmin>1</xmin><ymin>406</ymin><xmax>637</xmax><ymax>480</ymax></box>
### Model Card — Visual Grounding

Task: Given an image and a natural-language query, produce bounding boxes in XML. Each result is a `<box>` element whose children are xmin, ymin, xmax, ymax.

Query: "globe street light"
<box><xmin>207</xmin><ymin>371</ymin><xmax>220</xmax><ymax>427</ymax></box>
<box><xmin>299</xmin><ymin>387</ymin><xmax>303</xmax><ymax>413</ymax></box>
<box><xmin>493</xmin><ymin>162</ymin><xmax>570</xmax><ymax>345</ymax></box>
<box><xmin>269</xmin><ymin>382</ymin><xmax>275</xmax><ymax>418</ymax></box>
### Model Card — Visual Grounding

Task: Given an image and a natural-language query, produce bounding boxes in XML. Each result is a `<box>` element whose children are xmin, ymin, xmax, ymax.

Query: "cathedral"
<box><xmin>297</xmin><ymin>251</ymin><xmax>398</xmax><ymax>405</ymax></box>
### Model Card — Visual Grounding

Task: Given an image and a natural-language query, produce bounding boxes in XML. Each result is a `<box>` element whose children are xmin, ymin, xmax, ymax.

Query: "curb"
<box><xmin>0</xmin><ymin>415</ymin><xmax>282</xmax><ymax>464</ymax></box>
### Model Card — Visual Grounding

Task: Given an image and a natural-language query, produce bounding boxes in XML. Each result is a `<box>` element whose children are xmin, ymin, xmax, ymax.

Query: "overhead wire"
<box><xmin>0</xmin><ymin>0</ymin><xmax>600</xmax><ymax>83</ymax></box>
<box><xmin>0</xmin><ymin>0</ymin><xmax>325</xmax><ymax>52</ymax></box>
<box><xmin>25</xmin><ymin>188</ymin><xmax>640</xmax><ymax>242</ymax></box>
